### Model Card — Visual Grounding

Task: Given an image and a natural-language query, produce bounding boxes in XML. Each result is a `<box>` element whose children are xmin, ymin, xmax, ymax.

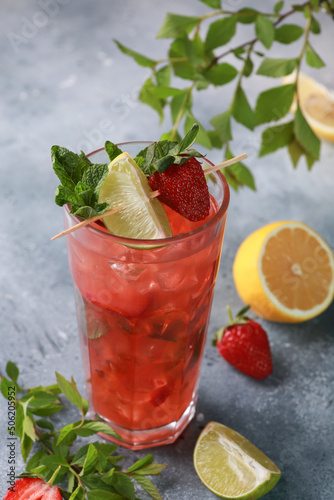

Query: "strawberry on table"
<box><xmin>3</xmin><ymin>477</ymin><xmax>62</xmax><ymax>500</ymax></box>
<box><xmin>213</xmin><ymin>306</ymin><xmax>273</xmax><ymax>380</ymax></box>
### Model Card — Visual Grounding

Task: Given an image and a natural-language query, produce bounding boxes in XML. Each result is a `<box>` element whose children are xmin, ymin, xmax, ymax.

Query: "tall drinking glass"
<box><xmin>63</xmin><ymin>142</ymin><xmax>230</xmax><ymax>449</ymax></box>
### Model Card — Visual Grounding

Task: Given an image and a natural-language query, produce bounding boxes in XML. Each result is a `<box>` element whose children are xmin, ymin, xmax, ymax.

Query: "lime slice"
<box><xmin>98</xmin><ymin>152</ymin><xmax>172</xmax><ymax>239</ymax></box>
<box><xmin>194</xmin><ymin>422</ymin><xmax>281</xmax><ymax>499</ymax></box>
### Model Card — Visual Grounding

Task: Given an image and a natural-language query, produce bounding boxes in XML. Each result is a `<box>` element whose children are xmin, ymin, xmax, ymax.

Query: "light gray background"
<box><xmin>1</xmin><ymin>1</ymin><xmax>334</xmax><ymax>498</ymax></box>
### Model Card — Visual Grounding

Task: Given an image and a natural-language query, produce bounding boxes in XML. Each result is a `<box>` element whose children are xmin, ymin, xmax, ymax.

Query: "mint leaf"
<box><xmin>205</xmin><ymin>17</ymin><xmax>236</xmax><ymax>51</ymax></box>
<box><xmin>236</xmin><ymin>8</ymin><xmax>259</xmax><ymax>24</ymax></box>
<box><xmin>157</xmin><ymin>14</ymin><xmax>201</xmax><ymax>39</ymax></box>
<box><xmin>223</xmin><ymin>146</ymin><xmax>256</xmax><ymax>191</ymax></box>
<box><xmin>69</xmin><ymin>485</ymin><xmax>86</xmax><ymax>500</ymax></box>
<box><xmin>113</xmin><ymin>473</ymin><xmax>135</xmax><ymax>499</ymax></box>
<box><xmin>210</xmin><ymin>110</ymin><xmax>232</xmax><ymax>143</ymax></box>
<box><xmin>288</xmin><ymin>138</ymin><xmax>305</xmax><ymax>167</ymax></box>
<box><xmin>6</xmin><ymin>360</ymin><xmax>19</xmax><ymax>383</ymax></box>
<box><xmin>113</xmin><ymin>40</ymin><xmax>157</xmax><ymax>68</ymax></box>
<box><xmin>259</xmin><ymin>120</ymin><xmax>294</xmax><ymax>156</ymax></box>
<box><xmin>177</xmin><ymin>123</ymin><xmax>199</xmax><ymax>152</ymax></box>
<box><xmin>305</xmin><ymin>42</ymin><xmax>325</xmax><ymax>68</ymax></box>
<box><xmin>294</xmin><ymin>106</ymin><xmax>320</xmax><ymax>160</ymax></box>
<box><xmin>232</xmin><ymin>86</ymin><xmax>255</xmax><ymax>130</ymax></box>
<box><xmin>132</xmin><ymin>474</ymin><xmax>163</xmax><ymax>500</ymax></box>
<box><xmin>81</xmin><ymin>444</ymin><xmax>99</xmax><ymax>476</ymax></box>
<box><xmin>56</xmin><ymin>373</ymin><xmax>85</xmax><ymax>412</ymax></box>
<box><xmin>52</xmin><ymin>146</ymin><xmax>89</xmax><ymax>188</ymax></box>
<box><xmin>139</xmin><ymin>78</ymin><xmax>165</xmax><ymax>122</ymax></box>
<box><xmin>184</xmin><ymin>113</ymin><xmax>212</xmax><ymax>149</ymax></box>
<box><xmin>257</xmin><ymin>57</ymin><xmax>298</xmax><ymax>77</ymax></box>
<box><xmin>198</xmin><ymin>0</ymin><xmax>221</xmax><ymax>8</ymax></box>
<box><xmin>126</xmin><ymin>454</ymin><xmax>154</xmax><ymax>474</ymax></box>
<box><xmin>203</xmin><ymin>63</ymin><xmax>238</xmax><ymax>86</ymax></box>
<box><xmin>105</xmin><ymin>142</ymin><xmax>123</xmax><ymax>163</ymax></box>
<box><xmin>87</xmin><ymin>491</ymin><xmax>123</xmax><ymax>500</ymax></box>
<box><xmin>274</xmin><ymin>24</ymin><xmax>304</xmax><ymax>44</ymax></box>
<box><xmin>255</xmin><ymin>84</ymin><xmax>295</xmax><ymax>125</ymax></box>
<box><xmin>274</xmin><ymin>1</ymin><xmax>284</xmax><ymax>13</ymax></box>
<box><xmin>255</xmin><ymin>14</ymin><xmax>275</xmax><ymax>49</ymax></box>
<box><xmin>155</xmin><ymin>65</ymin><xmax>171</xmax><ymax>87</ymax></box>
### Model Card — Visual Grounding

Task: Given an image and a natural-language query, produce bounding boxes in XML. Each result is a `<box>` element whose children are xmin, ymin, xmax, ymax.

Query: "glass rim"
<box><xmin>66</xmin><ymin>142</ymin><xmax>230</xmax><ymax>246</ymax></box>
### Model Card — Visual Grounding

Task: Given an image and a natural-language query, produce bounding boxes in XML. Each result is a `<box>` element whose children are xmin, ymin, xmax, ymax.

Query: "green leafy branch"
<box><xmin>1</xmin><ymin>361</ymin><xmax>167</xmax><ymax>500</ymax></box>
<box><xmin>115</xmin><ymin>0</ymin><xmax>333</xmax><ymax>190</ymax></box>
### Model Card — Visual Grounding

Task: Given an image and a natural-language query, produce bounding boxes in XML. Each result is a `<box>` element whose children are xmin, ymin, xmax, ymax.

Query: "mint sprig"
<box><xmin>52</xmin><ymin>146</ymin><xmax>111</xmax><ymax>220</ymax></box>
<box><xmin>134</xmin><ymin>124</ymin><xmax>204</xmax><ymax>174</ymax></box>
<box><xmin>1</xmin><ymin>361</ymin><xmax>167</xmax><ymax>500</ymax></box>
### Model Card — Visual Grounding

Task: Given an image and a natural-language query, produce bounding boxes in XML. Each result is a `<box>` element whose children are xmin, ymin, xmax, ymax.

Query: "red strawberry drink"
<box><xmin>56</xmin><ymin>132</ymin><xmax>229</xmax><ymax>449</ymax></box>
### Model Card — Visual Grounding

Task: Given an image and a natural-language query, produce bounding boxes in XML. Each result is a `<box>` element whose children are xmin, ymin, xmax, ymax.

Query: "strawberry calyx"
<box><xmin>212</xmin><ymin>305</ymin><xmax>252</xmax><ymax>345</ymax></box>
<box><xmin>135</xmin><ymin>124</ymin><xmax>205</xmax><ymax>176</ymax></box>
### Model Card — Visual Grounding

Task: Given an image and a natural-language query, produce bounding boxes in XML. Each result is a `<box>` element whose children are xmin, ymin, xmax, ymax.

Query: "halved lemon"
<box><xmin>283</xmin><ymin>72</ymin><xmax>334</xmax><ymax>143</ymax></box>
<box><xmin>98</xmin><ymin>152</ymin><xmax>172</xmax><ymax>239</ymax></box>
<box><xmin>233</xmin><ymin>221</ymin><xmax>334</xmax><ymax>323</ymax></box>
<box><xmin>194</xmin><ymin>422</ymin><xmax>281</xmax><ymax>499</ymax></box>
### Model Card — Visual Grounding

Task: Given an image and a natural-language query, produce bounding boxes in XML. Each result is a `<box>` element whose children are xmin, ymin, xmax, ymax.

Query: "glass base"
<box><xmin>92</xmin><ymin>399</ymin><xmax>196</xmax><ymax>450</ymax></box>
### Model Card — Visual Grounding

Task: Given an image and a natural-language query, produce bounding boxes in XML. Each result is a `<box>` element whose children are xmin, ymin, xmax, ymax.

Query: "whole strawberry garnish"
<box><xmin>149</xmin><ymin>156</ymin><xmax>210</xmax><ymax>221</ymax></box>
<box><xmin>3</xmin><ymin>477</ymin><xmax>62</xmax><ymax>500</ymax></box>
<box><xmin>135</xmin><ymin>124</ymin><xmax>210</xmax><ymax>221</ymax></box>
<box><xmin>213</xmin><ymin>306</ymin><xmax>273</xmax><ymax>380</ymax></box>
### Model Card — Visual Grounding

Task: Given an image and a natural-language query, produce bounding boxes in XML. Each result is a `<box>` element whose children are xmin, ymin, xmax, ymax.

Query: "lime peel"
<box><xmin>194</xmin><ymin>422</ymin><xmax>281</xmax><ymax>500</ymax></box>
<box><xmin>98</xmin><ymin>152</ymin><xmax>172</xmax><ymax>240</ymax></box>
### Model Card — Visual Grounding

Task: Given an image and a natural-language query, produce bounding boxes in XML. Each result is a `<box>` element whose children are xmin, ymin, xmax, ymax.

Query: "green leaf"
<box><xmin>310</xmin><ymin>15</ymin><xmax>321</xmax><ymax>34</ymax></box>
<box><xmin>274</xmin><ymin>1</ymin><xmax>284</xmax><ymax>13</ymax></box>
<box><xmin>244</xmin><ymin>55</ymin><xmax>254</xmax><ymax>77</ymax></box>
<box><xmin>305</xmin><ymin>43</ymin><xmax>325</xmax><ymax>68</ymax></box>
<box><xmin>210</xmin><ymin>110</ymin><xmax>232</xmax><ymax>143</ymax></box>
<box><xmin>105</xmin><ymin>142</ymin><xmax>123</xmax><ymax>163</ymax></box>
<box><xmin>76</xmin><ymin>420</ymin><xmax>123</xmax><ymax>441</ymax></box>
<box><xmin>87</xmin><ymin>491</ymin><xmax>124</xmax><ymax>500</ymax></box>
<box><xmin>205</xmin><ymin>17</ymin><xmax>236</xmax><ymax>51</ymax></box>
<box><xmin>184</xmin><ymin>114</ymin><xmax>212</xmax><ymax>149</ymax></box>
<box><xmin>236</xmin><ymin>8</ymin><xmax>259</xmax><ymax>23</ymax></box>
<box><xmin>56</xmin><ymin>372</ymin><xmax>84</xmax><ymax>412</ymax></box>
<box><xmin>139</xmin><ymin>78</ymin><xmax>165</xmax><ymax>122</ymax></box>
<box><xmin>257</xmin><ymin>57</ymin><xmax>298</xmax><ymax>77</ymax></box>
<box><xmin>101</xmin><ymin>467</ymin><xmax>115</xmax><ymax>485</ymax></box>
<box><xmin>157</xmin><ymin>14</ymin><xmax>201</xmax><ymax>39</ymax></box>
<box><xmin>255</xmin><ymin>84</ymin><xmax>295</xmax><ymax>125</ymax></box>
<box><xmin>224</xmin><ymin>146</ymin><xmax>256</xmax><ymax>190</ymax></box>
<box><xmin>288</xmin><ymin>138</ymin><xmax>305</xmax><ymax>167</ymax></box>
<box><xmin>202</xmin><ymin>63</ymin><xmax>238</xmax><ymax>86</ymax></box>
<box><xmin>69</xmin><ymin>486</ymin><xmax>86</xmax><ymax>500</ymax></box>
<box><xmin>57</xmin><ymin>423</ymin><xmax>76</xmax><ymax>446</ymax></box>
<box><xmin>274</xmin><ymin>24</ymin><xmax>304</xmax><ymax>44</ymax></box>
<box><xmin>29</xmin><ymin>391</ymin><xmax>59</xmax><ymax>408</ymax></box>
<box><xmin>113</xmin><ymin>40</ymin><xmax>157</xmax><ymax>68</ymax></box>
<box><xmin>177</xmin><ymin>123</ymin><xmax>199</xmax><ymax>152</ymax></box>
<box><xmin>113</xmin><ymin>473</ymin><xmax>135</xmax><ymax>499</ymax></box>
<box><xmin>255</xmin><ymin>14</ymin><xmax>275</xmax><ymax>49</ymax></box>
<box><xmin>1</xmin><ymin>375</ymin><xmax>15</xmax><ymax>399</ymax></box>
<box><xmin>42</xmin><ymin>454</ymin><xmax>69</xmax><ymax>471</ymax></box>
<box><xmin>259</xmin><ymin>120</ymin><xmax>294</xmax><ymax>156</ymax></box>
<box><xmin>126</xmin><ymin>454</ymin><xmax>154</xmax><ymax>474</ymax></box>
<box><xmin>155</xmin><ymin>65</ymin><xmax>171</xmax><ymax>87</ymax></box>
<box><xmin>52</xmin><ymin>146</ymin><xmax>89</xmax><ymax>188</ymax></box>
<box><xmin>130</xmin><ymin>463</ymin><xmax>168</xmax><ymax>476</ymax></box>
<box><xmin>198</xmin><ymin>0</ymin><xmax>221</xmax><ymax>7</ymax></box>
<box><xmin>29</xmin><ymin>404</ymin><xmax>64</xmax><ymax>417</ymax></box>
<box><xmin>170</xmin><ymin>90</ymin><xmax>191</xmax><ymax>123</ymax></box>
<box><xmin>21</xmin><ymin>433</ymin><xmax>34</xmax><ymax>462</ymax></box>
<box><xmin>294</xmin><ymin>106</ymin><xmax>320</xmax><ymax>160</ymax></box>
<box><xmin>81</xmin><ymin>443</ymin><xmax>99</xmax><ymax>476</ymax></box>
<box><xmin>26</xmin><ymin>450</ymin><xmax>47</xmax><ymax>472</ymax></box>
<box><xmin>169</xmin><ymin>37</ymin><xmax>194</xmax><ymax>80</ymax></box>
<box><xmin>148</xmin><ymin>86</ymin><xmax>184</xmax><ymax>99</ymax></box>
<box><xmin>207</xmin><ymin>130</ymin><xmax>223</xmax><ymax>148</ymax></box>
<box><xmin>132</xmin><ymin>474</ymin><xmax>163</xmax><ymax>500</ymax></box>
<box><xmin>232</xmin><ymin>87</ymin><xmax>255</xmax><ymax>130</ymax></box>
<box><xmin>23</xmin><ymin>415</ymin><xmax>36</xmax><ymax>442</ymax></box>
<box><xmin>6</xmin><ymin>361</ymin><xmax>19</xmax><ymax>383</ymax></box>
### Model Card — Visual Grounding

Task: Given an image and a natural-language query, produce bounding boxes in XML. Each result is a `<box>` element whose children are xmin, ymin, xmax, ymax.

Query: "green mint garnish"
<box><xmin>0</xmin><ymin>360</ymin><xmax>167</xmax><ymax>499</ymax></box>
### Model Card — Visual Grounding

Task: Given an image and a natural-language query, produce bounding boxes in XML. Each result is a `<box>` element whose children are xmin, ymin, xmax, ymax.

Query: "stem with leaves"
<box><xmin>115</xmin><ymin>0</ymin><xmax>332</xmax><ymax>190</ymax></box>
<box><xmin>1</xmin><ymin>361</ymin><xmax>167</xmax><ymax>500</ymax></box>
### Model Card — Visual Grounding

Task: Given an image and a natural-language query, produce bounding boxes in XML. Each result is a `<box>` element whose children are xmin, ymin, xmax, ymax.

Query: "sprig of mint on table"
<box><xmin>52</xmin><ymin>124</ymin><xmax>206</xmax><ymax>221</ymax></box>
<box><xmin>1</xmin><ymin>361</ymin><xmax>167</xmax><ymax>500</ymax></box>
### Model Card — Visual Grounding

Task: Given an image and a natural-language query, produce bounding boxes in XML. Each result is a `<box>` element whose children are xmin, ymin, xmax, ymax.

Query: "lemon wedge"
<box><xmin>283</xmin><ymin>72</ymin><xmax>334</xmax><ymax>143</ymax></box>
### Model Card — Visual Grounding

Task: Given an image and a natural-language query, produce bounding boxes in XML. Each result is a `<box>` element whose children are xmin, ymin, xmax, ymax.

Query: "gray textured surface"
<box><xmin>1</xmin><ymin>0</ymin><xmax>334</xmax><ymax>498</ymax></box>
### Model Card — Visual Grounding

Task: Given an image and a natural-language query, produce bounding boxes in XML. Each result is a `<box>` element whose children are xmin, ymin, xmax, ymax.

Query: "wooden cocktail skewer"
<box><xmin>51</xmin><ymin>153</ymin><xmax>247</xmax><ymax>241</ymax></box>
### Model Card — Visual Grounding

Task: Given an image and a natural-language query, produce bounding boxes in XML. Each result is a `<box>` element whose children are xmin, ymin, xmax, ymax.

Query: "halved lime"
<box><xmin>194</xmin><ymin>422</ymin><xmax>281</xmax><ymax>499</ymax></box>
<box><xmin>98</xmin><ymin>152</ymin><xmax>172</xmax><ymax>239</ymax></box>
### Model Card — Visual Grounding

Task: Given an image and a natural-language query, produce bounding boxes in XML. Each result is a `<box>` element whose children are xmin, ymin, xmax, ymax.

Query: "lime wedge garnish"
<box><xmin>194</xmin><ymin>422</ymin><xmax>281</xmax><ymax>499</ymax></box>
<box><xmin>98</xmin><ymin>152</ymin><xmax>172</xmax><ymax>239</ymax></box>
